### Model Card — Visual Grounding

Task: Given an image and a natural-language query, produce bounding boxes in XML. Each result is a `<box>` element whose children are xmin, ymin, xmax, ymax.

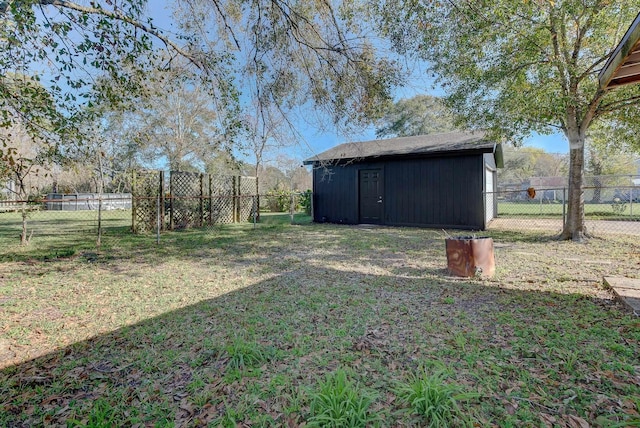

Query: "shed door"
<box><xmin>359</xmin><ymin>169</ymin><xmax>384</xmax><ymax>224</ymax></box>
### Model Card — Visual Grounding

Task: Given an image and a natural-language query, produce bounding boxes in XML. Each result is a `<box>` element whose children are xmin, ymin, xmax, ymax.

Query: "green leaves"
<box><xmin>375</xmin><ymin>0</ymin><xmax>640</xmax><ymax>139</ymax></box>
<box><xmin>2</xmin><ymin>0</ymin><xmax>405</xmax><ymax>177</ymax></box>
<box><xmin>224</xmin><ymin>336</ymin><xmax>273</xmax><ymax>371</ymax></box>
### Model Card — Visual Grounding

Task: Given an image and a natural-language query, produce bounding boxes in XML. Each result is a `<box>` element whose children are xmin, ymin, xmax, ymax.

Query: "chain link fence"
<box><xmin>498</xmin><ymin>174</ymin><xmax>640</xmax><ymax>202</ymax></box>
<box><xmin>0</xmin><ymin>195</ymin><xmax>135</xmax><ymax>253</ymax></box>
<box><xmin>488</xmin><ymin>176</ymin><xmax>640</xmax><ymax>235</ymax></box>
<box><xmin>4</xmin><ymin>171</ymin><xmax>638</xmax><ymax>254</ymax></box>
<box><xmin>0</xmin><ymin>190</ymin><xmax>313</xmax><ymax>255</ymax></box>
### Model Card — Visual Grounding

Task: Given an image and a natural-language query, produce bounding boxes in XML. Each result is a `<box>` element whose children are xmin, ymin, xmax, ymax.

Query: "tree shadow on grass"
<box><xmin>484</xmin><ymin>229</ymin><xmax>559</xmax><ymax>243</ymax></box>
<box><xmin>1</xmin><ymin>264</ymin><xmax>638</xmax><ymax>427</ymax></box>
<box><xmin>0</xmin><ymin>221</ymin><xmax>636</xmax><ymax>283</ymax></box>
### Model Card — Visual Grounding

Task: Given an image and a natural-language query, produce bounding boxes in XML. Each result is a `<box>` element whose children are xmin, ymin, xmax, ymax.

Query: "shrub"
<box><xmin>265</xmin><ymin>189</ymin><xmax>291</xmax><ymax>212</ymax></box>
<box><xmin>299</xmin><ymin>190</ymin><xmax>312</xmax><ymax>215</ymax></box>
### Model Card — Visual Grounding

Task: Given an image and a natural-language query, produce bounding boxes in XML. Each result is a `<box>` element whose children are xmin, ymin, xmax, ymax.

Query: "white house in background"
<box><xmin>1</xmin><ymin>180</ymin><xmax>16</xmax><ymax>200</ymax></box>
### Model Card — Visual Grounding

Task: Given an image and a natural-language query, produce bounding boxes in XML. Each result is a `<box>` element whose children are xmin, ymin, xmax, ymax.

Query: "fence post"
<box><xmin>159</xmin><ymin>171</ymin><xmax>165</xmax><ymax>231</ymax></box>
<box><xmin>97</xmin><ymin>194</ymin><xmax>102</xmax><ymax>249</ymax></box>
<box><xmin>630</xmin><ymin>187</ymin><xmax>633</xmax><ymax>217</ymax></box>
<box><xmin>132</xmin><ymin>170</ymin><xmax>137</xmax><ymax>233</ymax></box>
<box><xmin>290</xmin><ymin>192</ymin><xmax>295</xmax><ymax>224</ymax></box>
<box><xmin>156</xmin><ymin>192</ymin><xmax>161</xmax><ymax>244</ymax></box>
<box><xmin>253</xmin><ymin>195</ymin><xmax>257</xmax><ymax>229</ymax></box>
<box><xmin>562</xmin><ymin>187</ymin><xmax>566</xmax><ymax>228</ymax></box>
<box><xmin>169</xmin><ymin>172</ymin><xmax>174</xmax><ymax>230</ymax></box>
<box><xmin>199</xmin><ymin>173</ymin><xmax>204</xmax><ymax>227</ymax></box>
<box><xmin>208</xmin><ymin>175</ymin><xmax>213</xmax><ymax>226</ymax></box>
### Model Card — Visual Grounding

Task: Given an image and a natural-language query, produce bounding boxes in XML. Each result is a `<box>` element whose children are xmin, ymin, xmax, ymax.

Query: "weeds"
<box><xmin>307</xmin><ymin>370</ymin><xmax>379</xmax><ymax>427</ymax></box>
<box><xmin>395</xmin><ymin>369</ymin><xmax>478</xmax><ymax>427</ymax></box>
<box><xmin>225</xmin><ymin>336</ymin><xmax>270</xmax><ymax>371</ymax></box>
<box><xmin>67</xmin><ymin>399</ymin><xmax>118</xmax><ymax>427</ymax></box>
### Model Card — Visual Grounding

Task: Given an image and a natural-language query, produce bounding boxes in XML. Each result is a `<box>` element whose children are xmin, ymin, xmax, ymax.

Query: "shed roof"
<box><xmin>599</xmin><ymin>11</ymin><xmax>640</xmax><ymax>89</ymax></box>
<box><xmin>303</xmin><ymin>131</ymin><xmax>501</xmax><ymax>165</ymax></box>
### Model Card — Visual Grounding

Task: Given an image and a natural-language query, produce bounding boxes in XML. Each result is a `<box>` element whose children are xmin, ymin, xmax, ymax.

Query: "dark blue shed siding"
<box><xmin>312</xmin><ymin>154</ymin><xmax>485</xmax><ymax>229</ymax></box>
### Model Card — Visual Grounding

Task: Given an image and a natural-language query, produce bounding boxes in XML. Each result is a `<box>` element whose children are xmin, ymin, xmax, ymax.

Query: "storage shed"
<box><xmin>303</xmin><ymin>131</ymin><xmax>503</xmax><ymax>230</ymax></box>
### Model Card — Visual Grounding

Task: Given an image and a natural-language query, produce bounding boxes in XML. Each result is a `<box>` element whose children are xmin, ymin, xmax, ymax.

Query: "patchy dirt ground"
<box><xmin>488</xmin><ymin>217</ymin><xmax>640</xmax><ymax>236</ymax></box>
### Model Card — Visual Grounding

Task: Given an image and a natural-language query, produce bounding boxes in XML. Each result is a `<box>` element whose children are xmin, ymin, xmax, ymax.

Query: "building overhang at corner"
<box><xmin>599</xmin><ymin>12</ymin><xmax>640</xmax><ymax>89</ymax></box>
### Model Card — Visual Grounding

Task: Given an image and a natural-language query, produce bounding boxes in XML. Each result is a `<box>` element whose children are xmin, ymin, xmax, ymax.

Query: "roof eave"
<box><xmin>599</xmin><ymin>12</ymin><xmax>640</xmax><ymax>89</ymax></box>
<box><xmin>494</xmin><ymin>143</ymin><xmax>504</xmax><ymax>168</ymax></box>
<box><xmin>304</xmin><ymin>144</ymin><xmax>498</xmax><ymax>166</ymax></box>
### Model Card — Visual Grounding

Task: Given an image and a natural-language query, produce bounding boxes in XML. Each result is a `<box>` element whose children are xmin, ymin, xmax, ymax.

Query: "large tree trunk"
<box><xmin>561</xmin><ymin>131</ymin><xmax>587</xmax><ymax>241</ymax></box>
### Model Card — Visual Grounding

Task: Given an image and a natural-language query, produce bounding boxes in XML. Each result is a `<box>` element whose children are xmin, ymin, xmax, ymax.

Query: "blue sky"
<box><xmin>146</xmin><ymin>4</ymin><xmax>569</xmax><ymax>160</ymax></box>
<box><xmin>523</xmin><ymin>133</ymin><xmax>568</xmax><ymax>154</ymax></box>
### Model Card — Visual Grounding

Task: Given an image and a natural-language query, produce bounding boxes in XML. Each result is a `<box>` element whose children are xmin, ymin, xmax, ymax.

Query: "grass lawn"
<box><xmin>0</xmin><ymin>209</ymin><xmax>132</xmax><ymax>256</ymax></box>
<box><xmin>1</xmin><ymin>219</ymin><xmax>639</xmax><ymax>426</ymax></box>
<box><xmin>498</xmin><ymin>201</ymin><xmax>640</xmax><ymax>220</ymax></box>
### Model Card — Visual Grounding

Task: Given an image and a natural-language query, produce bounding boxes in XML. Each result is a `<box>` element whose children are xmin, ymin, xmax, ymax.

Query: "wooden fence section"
<box><xmin>132</xmin><ymin>171</ymin><xmax>257</xmax><ymax>233</ymax></box>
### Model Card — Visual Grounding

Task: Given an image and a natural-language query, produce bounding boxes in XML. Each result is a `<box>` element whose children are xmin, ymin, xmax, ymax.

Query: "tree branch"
<box><xmin>39</xmin><ymin>0</ymin><xmax>206</xmax><ymax>70</ymax></box>
<box><xmin>549</xmin><ymin>10</ymin><xmax>569</xmax><ymax>98</ymax></box>
<box><xmin>270</xmin><ymin>0</ymin><xmax>362</xmax><ymax>58</ymax></box>
<box><xmin>576</xmin><ymin>52</ymin><xmax>612</xmax><ymax>82</ymax></box>
<box><xmin>209</xmin><ymin>0</ymin><xmax>241</xmax><ymax>50</ymax></box>
<box><xmin>596</xmin><ymin>94</ymin><xmax>640</xmax><ymax>114</ymax></box>
<box><xmin>580</xmin><ymin>88</ymin><xmax>606</xmax><ymax>130</ymax></box>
